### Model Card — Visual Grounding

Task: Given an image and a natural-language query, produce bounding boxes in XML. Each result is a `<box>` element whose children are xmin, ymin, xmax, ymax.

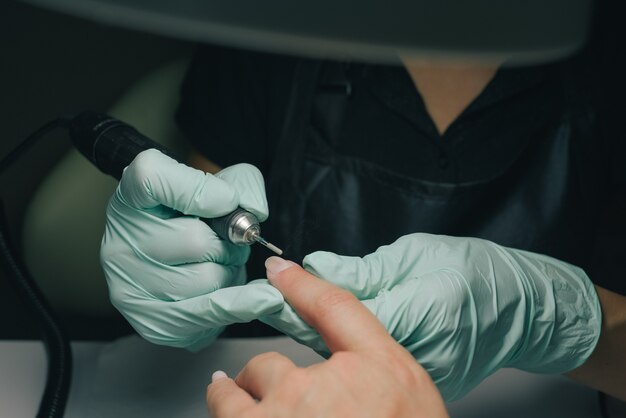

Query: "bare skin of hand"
<box><xmin>206</xmin><ymin>257</ymin><xmax>449</xmax><ymax>418</ymax></box>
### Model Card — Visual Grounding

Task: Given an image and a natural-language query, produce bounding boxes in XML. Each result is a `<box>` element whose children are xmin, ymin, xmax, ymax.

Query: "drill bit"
<box><xmin>253</xmin><ymin>235</ymin><xmax>283</xmax><ymax>255</ymax></box>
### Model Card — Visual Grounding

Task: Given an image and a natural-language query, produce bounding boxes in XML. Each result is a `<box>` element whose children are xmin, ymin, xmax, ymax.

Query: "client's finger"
<box><xmin>265</xmin><ymin>257</ymin><xmax>392</xmax><ymax>354</ymax></box>
<box><xmin>235</xmin><ymin>352</ymin><xmax>298</xmax><ymax>400</ymax></box>
<box><xmin>207</xmin><ymin>372</ymin><xmax>256</xmax><ymax>418</ymax></box>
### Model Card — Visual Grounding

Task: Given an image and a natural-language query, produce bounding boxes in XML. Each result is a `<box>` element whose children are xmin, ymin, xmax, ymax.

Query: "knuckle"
<box><xmin>140</xmin><ymin>327</ymin><xmax>192</xmax><ymax>348</ymax></box>
<box><xmin>100</xmin><ymin>234</ymin><xmax>127</xmax><ymax>265</ymax></box>
<box><xmin>314</xmin><ymin>288</ymin><xmax>357</xmax><ymax>320</ymax></box>
<box><xmin>247</xmin><ymin>351</ymin><xmax>284</xmax><ymax>370</ymax></box>
<box><xmin>386</xmin><ymin>354</ymin><xmax>424</xmax><ymax>388</ymax></box>
<box><xmin>99</xmin><ymin>244</ymin><xmax>114</xmax><ymax>265</ymax></box>
<box><xmin>126</xmin><ymin>149</ymin><xmax>161</xmax><ymax>184</ymax></box>
<box><xmin>231</xmin><ymin>163</ymin><xmax>264</xmax><ymax>180</ymax></box>
<box><xmin>400</xmin><ymin>232</ymin><xmax>424</xmax><ymax>243</ymax></box>
<box><xmin>216</xmin><ymin>163</ymin><xmax>265</xmax><ymax>197</ymax></box>
<box><xmin>213</xmin><ymin>178</ymin><xmax>238</xmax><ymax>202</ymax></box>
<box><xmin>107</xmin><ymin>287</ymin><xmax>126</xmax><ymax>310</ymax></box>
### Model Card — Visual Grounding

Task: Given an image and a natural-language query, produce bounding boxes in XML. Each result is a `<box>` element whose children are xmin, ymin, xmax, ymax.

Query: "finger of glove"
<box><xmin>173</xmin><ymin>281</ymin><xmax>285</xmax><ymax>327</ymax></box>
<box><xmin>184</xmin><ymin>328</ymin><xmax>224</xmax><ymax>352</ymax></box>
<box><xmin>303</xmin><ymin>233</ymin><xmax>470</xmax><ymax>299</ymax></box>
<box><xmin>120</xmin><ymin>149</ymin><xmax>239</xmax><ymax>217</ymax></box>
<box><xmin>106</xmin><ymin>200</ymin><xmax>249</xmax><ymax>266</ymax></box>
<box><xmin>118</xmin><ymin>281</ymin><xmax>285</xmax><ymax>346</ymax></box>
<box><xmin>103</xmin><ymin>249</ymin><xmax>247</xmax><ymax>302</ymax></box>
<box><xmin>215</xmin><ymin>163</ymin><xmax>269</xmax><ymax>222</ymax></box>
<box><xmin>259</xmin><ymin>304</ymin><xmax>330</xmax><ymax>355</ymax></box>
<box><xmin>111</xmin><ymin>212</ymin><xmax>250</xmax><ymax>266</ymax></box>
<box><xmin>302</xmin><ymin>248</ymin><xmax>406</xmax><ymax>300</ymax></box>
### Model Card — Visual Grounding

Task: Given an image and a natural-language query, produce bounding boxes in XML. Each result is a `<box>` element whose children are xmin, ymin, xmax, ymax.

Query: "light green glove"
<box><xmin>261</xmin><ymin>233</ymin><xmax>602</xmax><ymax>401</ymax></box>
<box><xmin>101</xmin><ymin>149</ymin><xmax>284</xmax><ymax>350</ymax></box>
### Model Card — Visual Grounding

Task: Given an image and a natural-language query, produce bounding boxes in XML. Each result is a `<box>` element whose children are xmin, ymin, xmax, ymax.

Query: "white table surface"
<box><xmin>0</xmin><ymin>336</ymin><xmax>604</xmax><ymax>418</ymax></box>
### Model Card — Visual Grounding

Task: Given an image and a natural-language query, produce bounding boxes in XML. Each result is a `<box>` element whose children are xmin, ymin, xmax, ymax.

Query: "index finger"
<box><xmin>265</xmin><ymin>256</ymin><xmax>392</xmax><ymax>353</ymax></box>
<box><xmin>121</xmin><ymin>149</ymin><xmax>238</xmax><ymax>217</ymax></box>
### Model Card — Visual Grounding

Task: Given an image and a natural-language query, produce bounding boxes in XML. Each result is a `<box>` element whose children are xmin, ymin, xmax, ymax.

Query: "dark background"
<box><xmin>0</xmin><ymin>1</ymin><xmax>193</xmax><ymax>340</ymax></box>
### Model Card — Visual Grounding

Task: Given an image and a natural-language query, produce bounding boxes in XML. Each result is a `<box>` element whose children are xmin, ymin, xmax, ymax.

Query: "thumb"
<box><xmin>166</xmin><ymin>280</ymin><xmax>285</xmax><ymax>330</ymax></box>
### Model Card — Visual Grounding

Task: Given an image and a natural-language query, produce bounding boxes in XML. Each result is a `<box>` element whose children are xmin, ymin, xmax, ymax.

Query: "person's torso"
<box><xmin>247</xmin><ymin>60</ymin><xmax>605</xmax><ymax>285</ymax></box>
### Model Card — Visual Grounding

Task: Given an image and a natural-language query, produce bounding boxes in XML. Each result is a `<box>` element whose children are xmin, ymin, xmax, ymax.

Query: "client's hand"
<box><xmin>206</xmin><ymin>257</ymin><xmax>448</xmax><ymax>418</ymax></box>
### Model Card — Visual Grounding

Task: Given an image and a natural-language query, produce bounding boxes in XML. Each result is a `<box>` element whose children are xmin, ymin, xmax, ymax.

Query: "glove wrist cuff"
<box><xmin>507</xmin><ymin>258</ymin><xmax>602</xmax><ymax>374</ymax></box>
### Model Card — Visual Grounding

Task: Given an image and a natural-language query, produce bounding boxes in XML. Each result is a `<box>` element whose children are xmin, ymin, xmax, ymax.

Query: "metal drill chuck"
<box><xmin>206</xmin><ymin>208</ymin><xmax>258</xmax><ymax>245</ymax></box>
<box><xmin>229</xmin><ymin>210</ymin><xmax>261</xmax><ymax>245</ymax></box>
<box><xmin>205</xmin><ymin>207</ymin><xmax>283</xmax><ymax>255</ymax></box>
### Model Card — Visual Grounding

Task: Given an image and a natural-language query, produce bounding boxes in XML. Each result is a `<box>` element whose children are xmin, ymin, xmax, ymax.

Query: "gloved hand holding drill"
<box><xmin>100</xmin><ymin>149</ymin><xmax>284</xmax><ymax>350</ymax></box>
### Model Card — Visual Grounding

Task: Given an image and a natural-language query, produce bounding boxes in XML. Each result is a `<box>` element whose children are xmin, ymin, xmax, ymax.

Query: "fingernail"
<box><xmin>265</xmin><ymin>256</ymin><xmax>297</xmax><ymax>281</ymax></box>
<box><xmin>212</xmin><ymin>370</ymin><xmax>228</xmax><ymax>382</ymax></box>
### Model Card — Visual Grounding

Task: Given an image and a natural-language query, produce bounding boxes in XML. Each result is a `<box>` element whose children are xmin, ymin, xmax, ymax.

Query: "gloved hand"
<box><xmin>261</xmin><ymin>233</ymin><xmax>602</xmax><ymax>401</ymax></box>
<box><xmin>101</xmin><ymin>149</ymin><xmax>283</xmax><ymax>350</ymax></box>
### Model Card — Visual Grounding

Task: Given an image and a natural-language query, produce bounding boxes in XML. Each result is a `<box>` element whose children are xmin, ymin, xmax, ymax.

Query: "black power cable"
<box><xmin>0</xmin><ymin>118</ymin><xmax>72</xmax><ymax>418</ymax></box>
<box><xmin>0</xmin><ymin>119</ymin><xmax>68</xmax><ymax>175</ymax></box>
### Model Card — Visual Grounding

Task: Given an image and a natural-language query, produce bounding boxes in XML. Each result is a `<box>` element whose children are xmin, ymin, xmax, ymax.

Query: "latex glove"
<box><xmin>101</xmin><ymin>149</ymin><xmax>283</xmax><ymax>350</ymax></box>
<box><xmin>261</xmin><ymin>233</ymin><xmax>602</xmax><ymax>401</ymax></box>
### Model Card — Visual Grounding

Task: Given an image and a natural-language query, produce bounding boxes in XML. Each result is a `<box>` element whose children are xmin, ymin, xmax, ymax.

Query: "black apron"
<box><xmin>264</xmin><ymin>60</ymin><xmax>596</xmax><ymax>264</ymax></box>
<box><xmin>229</xmin><ymin>58</ymin><xmax>603</xmax><ymax>337</ymax></box>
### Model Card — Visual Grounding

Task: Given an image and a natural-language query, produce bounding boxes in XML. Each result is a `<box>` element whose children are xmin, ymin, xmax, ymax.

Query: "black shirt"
<box><xmin>176</xmin><ymin>38</ymin><xmax>626</xmax><ymax>296</ymax></box>
<box><xmin>177</xmin><ymin>48</ymin><xmax>555</xmax><ymax>184</ymax></box>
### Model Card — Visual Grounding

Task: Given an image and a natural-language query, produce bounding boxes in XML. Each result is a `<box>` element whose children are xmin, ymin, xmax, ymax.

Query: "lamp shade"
<box><xmin>22</xmin><ymin>0</ymin><xmax>593</xmax><ymax>63</ymax></box>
